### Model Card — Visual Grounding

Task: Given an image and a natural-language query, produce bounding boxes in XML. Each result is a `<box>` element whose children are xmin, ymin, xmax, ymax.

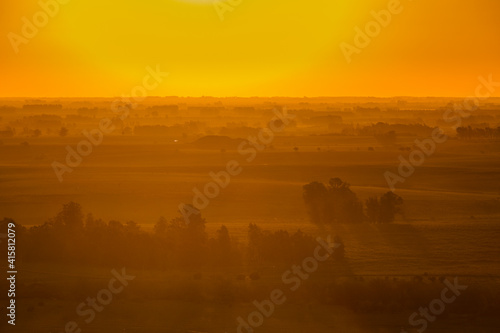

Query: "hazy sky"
<box><xmin>1</xmin><ymin>0</ymin><xmax>499</xmax><ymax>97</ymax></box>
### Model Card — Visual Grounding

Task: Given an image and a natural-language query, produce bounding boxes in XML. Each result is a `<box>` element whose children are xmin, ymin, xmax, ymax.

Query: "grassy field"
<box><xmin>1</xmin><ymin>135</ymin><xmax>500</xmax><ymax>332</ymax></box>
<box><xmin>1</xmin><ymin>135</ymin><xmax>499</xmax><ymax>226</ymax></box>
<box><xmin>3</xmin><ymin>261</ymin><xmax>500</xmax><ymax>333</ymax></box>
<box><xmin>5</xmin><ymin>299</ymin><xmax>500</xmax><ymax>332</ymax></box>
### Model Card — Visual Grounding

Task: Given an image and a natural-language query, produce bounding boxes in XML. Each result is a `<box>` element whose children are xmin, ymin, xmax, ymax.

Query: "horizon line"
<box><xmin>1</xmin><ymin>95</ymin><xmax>499</xmax><ymax>100</ymax></box>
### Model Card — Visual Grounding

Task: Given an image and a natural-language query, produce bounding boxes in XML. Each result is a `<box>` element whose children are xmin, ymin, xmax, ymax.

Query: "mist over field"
<box><xmin>0</xmin><ymin>97</ymin><xmax>499</xmax><ymax>332</ymax></box>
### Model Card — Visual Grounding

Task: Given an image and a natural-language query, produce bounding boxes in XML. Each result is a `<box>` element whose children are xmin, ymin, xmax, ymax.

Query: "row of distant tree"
<box><xmin>303</xmin><ymin>178</ymin><xmax>403</xmax><ymax>224</ymax></box>
<box><xmin>2</xmin><ymin>202</ymin><xmax>344</xmax><ymax>270</ymax></box>
<box><xmin>351</xmin><ymin>122</ymin><xmax>434</xmax><ymax>137</ymax></box>
<box><xmin>456</xmin><ymin>126</ymin><xmax>500</xmax><ymax>140</ymax></box>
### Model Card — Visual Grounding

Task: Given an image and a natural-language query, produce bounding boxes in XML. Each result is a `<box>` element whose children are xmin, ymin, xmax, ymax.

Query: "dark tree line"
<box><xmin>303</xmin><ymin>178</ymin><xmax>403</xmax><ymax>224</ymax></box>
<box><xmin>456</xmin><ymin>126</ymin><xmax>500</xmax><ymax>140</ymax></box>
<box><xmin>2</xmin><ymin>202</ymin><xmax>344</xmax><ymax>270</ymax></box>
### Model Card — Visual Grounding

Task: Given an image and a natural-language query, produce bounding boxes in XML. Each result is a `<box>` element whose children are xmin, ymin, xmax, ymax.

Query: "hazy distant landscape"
<box><xmin>1</xmin><ymin>97</ymin><xmax>499</xmax><ymax>332</ymax></box>
<box><xmin>2</xmin><ymin>0</ymin><xmax>500</xmax><ymax>331</ymax></box>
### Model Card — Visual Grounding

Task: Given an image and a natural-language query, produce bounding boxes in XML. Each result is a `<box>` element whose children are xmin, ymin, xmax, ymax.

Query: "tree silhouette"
<box><xmin>365</xmin><ymin>192</ymin><xmax>403</xmax><ymax>223</ymax></box>
<box><xmin>209</xmin><ymin>225</ymin><xmax>238</xmax><ymax>266</ymax></box>
<box><xmin>303</xmin><ymin>178</ymin><xmax>363</xmax><ymax>224</ymax></box>
<box><xmin>59</xmin><ymin>127</ymin><xmax>68</xmax><ymax>137</ymax></box>
<box><xmin>303</xmin><ymin>181</ymin><xmax>328</xmax><ymax>224</ymax></box>
<box><xmin>379</xmin><ymin>191</ymin><xmax>403</xmax><ymax>223</ymax></box>
<box><xmin>55</xmin><ymin>201</ymin><xmax>84</xmax><ymax>230</ymax></box>
<box><xmin>327</xmin><ymin>178</ymin><xmax>363</xmax><ymax>224</ymax></box>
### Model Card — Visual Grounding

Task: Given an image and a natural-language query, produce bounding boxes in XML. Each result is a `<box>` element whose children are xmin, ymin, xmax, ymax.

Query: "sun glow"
<box><xmin>1</xmin><ymin>0</ymin><xmax>499</xmax><ymax>97</ymax></box>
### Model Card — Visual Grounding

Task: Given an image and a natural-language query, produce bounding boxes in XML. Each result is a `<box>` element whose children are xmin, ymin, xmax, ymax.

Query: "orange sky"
<box><xmin>1</xmin><ymin>0</ymin><xmax>499</xmax><ymax>97</ymax></box>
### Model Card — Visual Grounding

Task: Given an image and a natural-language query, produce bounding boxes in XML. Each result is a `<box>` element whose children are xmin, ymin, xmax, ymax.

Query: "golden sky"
<box><xmin>1</xmin><ymin>0</ymin><xmax>499</xmax><ymax>97</ymax></box>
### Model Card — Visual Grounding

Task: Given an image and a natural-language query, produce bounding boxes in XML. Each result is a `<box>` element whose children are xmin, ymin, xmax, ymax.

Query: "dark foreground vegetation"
<box><xmin>1</xmin><ymin>207</ymin><xmax>499</xmax><ymax>318</ymax></box>
<box><xmin>1</xmin><ymin>178</ymin><xmax>498</xmax><ymax>322</ymax></box>
<box><xmin>1</xmin><ymin>201</ymin><xmax>343</xmax><ymax>270</ymax></box>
